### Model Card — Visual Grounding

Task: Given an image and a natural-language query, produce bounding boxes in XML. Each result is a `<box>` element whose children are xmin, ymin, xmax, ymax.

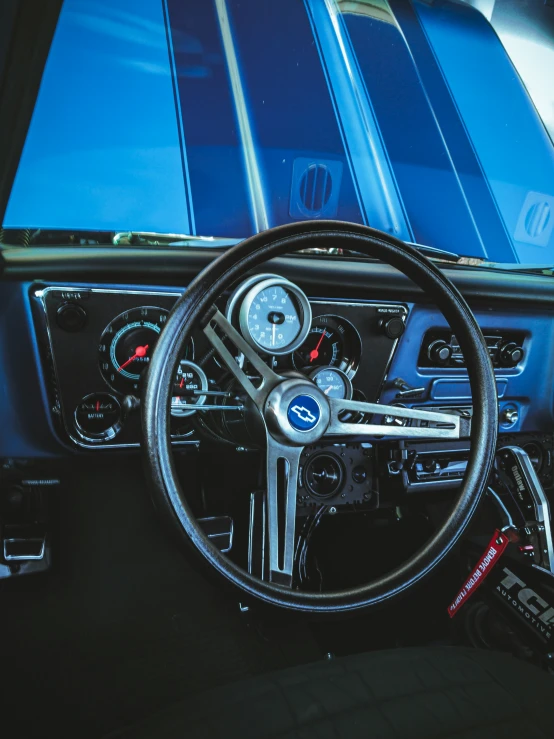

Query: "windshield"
<box><xmin>3</xmin><ymin>0</ymin><xmax>554</xmax><ymax>264</ymax></box>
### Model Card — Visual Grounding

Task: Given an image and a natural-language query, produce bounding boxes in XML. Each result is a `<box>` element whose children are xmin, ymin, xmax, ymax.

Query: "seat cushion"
<box><xmin>115</xmin><ymin>647</ymin><xmax>554</xmax><ymax>738</ymax></box>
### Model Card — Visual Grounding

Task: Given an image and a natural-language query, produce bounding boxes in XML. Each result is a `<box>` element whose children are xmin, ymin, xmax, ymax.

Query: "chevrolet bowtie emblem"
<box><xmin>290</xmin><ymin>405</ymin><xmax>317</xmax><ymax>424</ymax></box>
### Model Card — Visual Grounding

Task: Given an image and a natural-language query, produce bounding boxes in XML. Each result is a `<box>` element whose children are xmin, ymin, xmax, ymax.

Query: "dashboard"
<box><xmin>1</xmin><ymin>250</ymin><xmax>554</xmax><ymax>583</ymax></box>
<box><xmin>0</xmin><ymin>250</ymin><xmax>553</xmax><ymax>500</ymax></box>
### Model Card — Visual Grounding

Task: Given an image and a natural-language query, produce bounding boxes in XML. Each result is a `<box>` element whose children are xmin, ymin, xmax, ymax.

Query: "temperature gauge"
<box><xmin>309</xmin><ymin>367</ymin><xmax>353</xmax><ymax>400</ymax></box>
<box><xmin>171</xmin><ymin>361</ymin><xmax>208</xmax><ymax>417</ymax></box>
<box><xmin>74</xmin><ymin>393</ymin><xmax>122</xmax><ymax>442</ymax></box>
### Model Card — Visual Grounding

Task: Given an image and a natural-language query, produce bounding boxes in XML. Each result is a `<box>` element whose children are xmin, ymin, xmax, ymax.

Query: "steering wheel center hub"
<box><xmin>264</xmin><ymin>379</ymin><xmax>330</xmax><ymax>445</ymax></box>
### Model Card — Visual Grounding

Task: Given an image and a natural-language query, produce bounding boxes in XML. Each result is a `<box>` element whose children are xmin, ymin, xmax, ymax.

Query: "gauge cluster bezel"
<box><xmin>33</xmin><ymin>283</ymin><xmax>408</xmax><ymax>450</ymax></box>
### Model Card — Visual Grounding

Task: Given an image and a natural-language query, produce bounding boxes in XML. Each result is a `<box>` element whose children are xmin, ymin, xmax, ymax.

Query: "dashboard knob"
<box><xmin>56</xmin><ymin>302</ymin><xmax>87</xmax><ymax>332</ymax></box>
<box><xmin>499</xmin><ymin>342</ymin><xmax>524</xmax><ymax>367</ymax></box>
<box><xmin>380</xmin><ymin>316</ymin><xmax>405</xmax><ymax>340</ymax></box>
<box><xmin>501</xmin><ymin>406</ymin><xmax>519</xmax><ymax>425</ymax></box>
<box><xmin>427</xmin><ymin>339</ymin><xmax>452</xmax><ymax>366</ymax></box>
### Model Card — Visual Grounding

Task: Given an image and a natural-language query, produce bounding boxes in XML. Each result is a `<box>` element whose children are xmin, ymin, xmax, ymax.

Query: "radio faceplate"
<box><xmin>419</xmin><ymin>328</ymin><xmax>527</xmax><ymax>369</ymax></box>
<box><xmin>386</xmin><ymin>433</ymin><xmax>553</xmax><ymax>493</ymax></box>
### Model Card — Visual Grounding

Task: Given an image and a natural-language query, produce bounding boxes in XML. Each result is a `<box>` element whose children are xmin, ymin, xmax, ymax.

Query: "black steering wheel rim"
<box><xmin>143</xmin><ymin>221</ymin><xmax>498</xmax><ymax>614</ymax></box>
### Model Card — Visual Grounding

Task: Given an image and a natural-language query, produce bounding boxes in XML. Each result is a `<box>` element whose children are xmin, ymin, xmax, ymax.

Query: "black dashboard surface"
<box><xmin>3</xmin><ymin>246</ymin><xmax>554</xmax><ymax>305</ymax></box>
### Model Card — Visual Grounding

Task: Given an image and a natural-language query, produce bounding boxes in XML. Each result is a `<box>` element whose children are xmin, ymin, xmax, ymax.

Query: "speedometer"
<box><xmin>98</xmin><ymin>306</ymin><xmax>193</xmax><ymax>393</ymax></box>
<box><xmin>237</xmin><ymin>276</ymin><xmax>311</xmax><ymax>355</ymax></box>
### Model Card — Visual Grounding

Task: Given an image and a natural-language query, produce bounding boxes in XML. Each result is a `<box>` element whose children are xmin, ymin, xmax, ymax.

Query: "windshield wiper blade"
<box><xmin>340</xmin><ymin>241</ymin><xmax>481</xmax><ymax>264</ymax></box>
<box><xmin>113</xmin><ymin>231</ymin><xmax>241</xmax><ymax>248</ymax></box>
<box><xmin>406</xmin><ymin>242</ymin><xmax>461</xmax><ymax>263</ymax></box>
<box><xmin>0</xmin><ymin>227</ymin><xmax>242</xmax><ymax>247</ymax></box>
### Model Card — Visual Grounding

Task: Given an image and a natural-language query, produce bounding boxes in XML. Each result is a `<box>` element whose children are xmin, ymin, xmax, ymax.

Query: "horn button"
<box><xmin>264</xmin><ymin>379</ymin><xmax>330</xmax><ymax>445</ymax></box>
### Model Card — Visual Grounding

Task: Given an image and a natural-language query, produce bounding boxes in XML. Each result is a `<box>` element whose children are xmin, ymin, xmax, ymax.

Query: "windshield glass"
<box><xmin>3</xmin><ymin>0</ymin><xmax>554</xmax><ymax>263</ymax></box>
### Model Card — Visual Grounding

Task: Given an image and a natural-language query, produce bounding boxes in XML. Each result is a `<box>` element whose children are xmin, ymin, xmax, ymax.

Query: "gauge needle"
<box><xmin>324</xmin><ymin>385</ymin><xmax>333</xmax><ymax>395</ymax></box>
<box><xmin>272</xmin><ymin>323</ymin><xmax>276</xmax><ymax>346</ymax></box>
<box><xmin>118</xmin><ymin>344</ymin><xmax>149</xmax><ymax>373</ymax></box>
<box><xmin>309</xmin><ymin>332</ymin><xmax>326</xmax><ymax>362</ymax></box>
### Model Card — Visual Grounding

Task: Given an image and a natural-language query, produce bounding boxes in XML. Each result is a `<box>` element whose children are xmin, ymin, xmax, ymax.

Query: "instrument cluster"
<box><xmin>33</xmin><ymin>278</ymin><xmax>407</xmax><ymax>449</ymax></box>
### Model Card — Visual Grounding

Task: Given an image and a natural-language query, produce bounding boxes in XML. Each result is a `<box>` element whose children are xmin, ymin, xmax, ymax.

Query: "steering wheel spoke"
<box><xmin>266</xmin><ymin>438</ymin><xmax>303</xmax><ymax>587</ymax></box>
<box><xmin>326</xmin><ymin>398</ymin><xmax>469</xmax><ymax>440</ymax></box>
<box><xmin>203</xmin><ymin>308</ymin><xmax>282</xmax><ymax>407</ymax></box>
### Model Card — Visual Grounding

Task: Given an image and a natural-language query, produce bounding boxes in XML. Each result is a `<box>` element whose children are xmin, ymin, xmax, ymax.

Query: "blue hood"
<box><xmin>4</xmin><ymin>0</ymin><xmax>554</xmax><ymax>262</ymax></box>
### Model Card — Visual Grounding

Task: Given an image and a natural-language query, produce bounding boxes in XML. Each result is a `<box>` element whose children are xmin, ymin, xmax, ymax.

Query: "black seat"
<box><xmin>115</xmin><ymin>646</ymin><xmax>554</xmax><ymax>738</ymax></box>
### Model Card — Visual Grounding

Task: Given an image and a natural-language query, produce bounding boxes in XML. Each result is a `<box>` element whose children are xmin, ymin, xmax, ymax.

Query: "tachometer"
<box><xmin>235</xmin><ymin>276</ymin><xmax>311</xmax><ymax>355</ymax></box>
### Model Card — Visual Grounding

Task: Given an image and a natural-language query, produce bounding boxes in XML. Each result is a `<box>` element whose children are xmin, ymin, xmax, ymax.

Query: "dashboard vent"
<box><xmin>299</xmin><ymin>163</ymin><xmax>332</xmax><ymax>215</ymax></box>
<box><xmin>289</xmin><ymin>157</ymin><xmax>343</xmax><ymax>219</ymax></box>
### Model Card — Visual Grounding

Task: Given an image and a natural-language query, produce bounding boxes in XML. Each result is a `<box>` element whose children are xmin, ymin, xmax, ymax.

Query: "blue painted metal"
<box><xmin>413</xmin><ymin>0</ymin><xmax>554</xmax><ymax>263</ymax></box>
<box><xmin>3</xmin><ymin>0</ymin><xmax>554</xmax><ymax>263</ymax></box>
<box><xmin>380</xmin><ymin>303</ymin><xmax>554</xmax><ymax>434</ymax></box>
<box><xmin>430</xmin><ymin>377</ymin><xmax>507</xmax><ymax>400</ymax></box>
<box><xmin>343</xmin><ymin>5</ymin><xmax>488</xmax><ymax>257</ymax></box>
<box><xmin>4</xmin><ymin>0</ymin><xmax>192</xmax><ymax>234</ymax></box>
<box><xmin>303</xmin><ymin>0</ymin><xmax>412</xmax><ymax>240</ymax></box>
<box><xmin>389</xmin><ymin>0</ymin><xmax>515</xmax><ymax>262</ymax></box>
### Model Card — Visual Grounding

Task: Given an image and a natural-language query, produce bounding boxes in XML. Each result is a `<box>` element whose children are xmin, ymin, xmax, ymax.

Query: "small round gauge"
<box><xmin>74</xmin><ymin>393</ymin><xmax>122</xmax><ymax>442</ymax></box>
<box><xmin>171</xmin><ymin>361</ymin><xmax>208</xmax><ymax>417</ymax></box>
<box><xmin>237</xmin><ymin>277</ymin><xmax>311</xmax><ymax>355</ymax></box>
<box><xmin>310</xmin><ymin>366</ymin><xmax>353</xmax><ymax>400</ymax></box>
<box><xmin>99</xmin><ymin>307</ymin><xmax>193</xmax><ymax>394</ymax></box>
<box><xmin>293</xmin><ymin>315</ymin><xmax>361</xmax><ymax>375</ymax></box>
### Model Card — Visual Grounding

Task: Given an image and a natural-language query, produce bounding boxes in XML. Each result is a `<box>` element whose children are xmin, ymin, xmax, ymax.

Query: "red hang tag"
<box><xmin>447</xmin><ymin>529</ymin><xmax>510</xmax><ymax>618</ymax></box>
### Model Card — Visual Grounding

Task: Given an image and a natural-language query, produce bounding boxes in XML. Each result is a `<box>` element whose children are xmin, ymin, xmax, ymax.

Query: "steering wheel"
<box><xmin>143</xmin><ymin>222</ymin><xmax>498</xmax><ymax>613</ymax></box>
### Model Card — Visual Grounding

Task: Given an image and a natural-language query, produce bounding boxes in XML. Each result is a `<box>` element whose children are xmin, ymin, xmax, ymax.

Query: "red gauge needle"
<box><xmin>118</xmin><ymin>344</ymin><xmax>149</xmax><ymax>373</ymax></box>
<box><xmin>179</xmin><ymin>377</ymin><xmax>185</xmax><ymax>389</ymax></box>
<box><xmin>309</xmin><ymin>332</ymin><xmax>326</xmax><ymax>362</ymax></box>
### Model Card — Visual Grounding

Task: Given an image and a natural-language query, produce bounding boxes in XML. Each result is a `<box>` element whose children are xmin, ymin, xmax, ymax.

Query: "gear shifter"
<box><xmin>489</xmin><ymin>446</ymin><xmax>554</xmax><ymax>574</ymax></box>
